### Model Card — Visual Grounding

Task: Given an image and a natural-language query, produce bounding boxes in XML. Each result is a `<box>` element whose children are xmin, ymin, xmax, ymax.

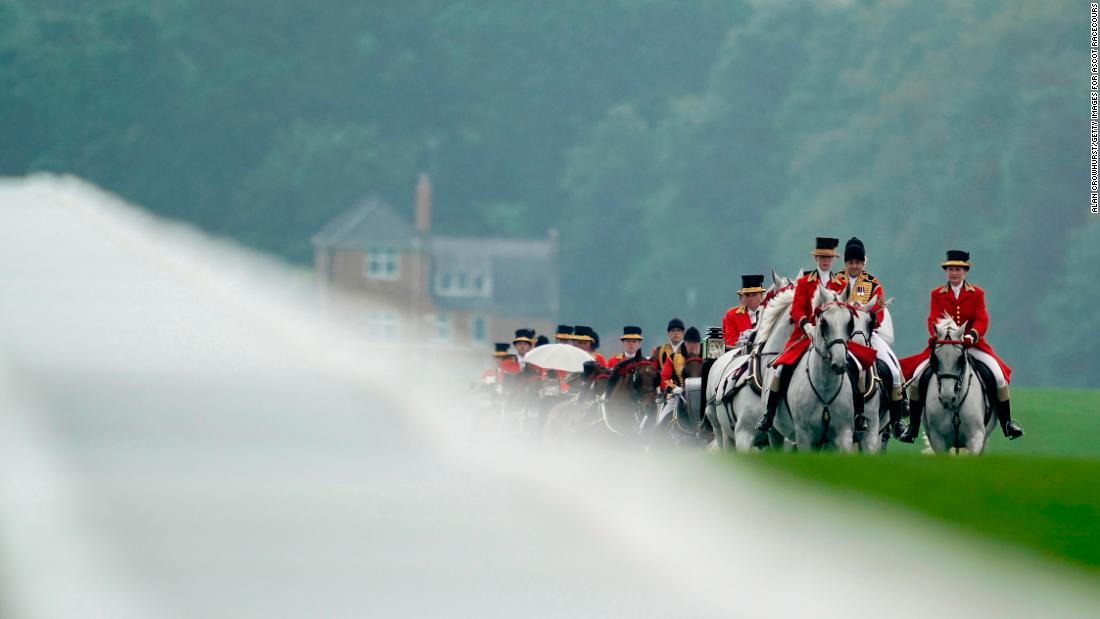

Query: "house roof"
<box><xmin>311</xmin><ymin>196</ymin><xmax>415</xmax><ymax>249</ymax></box>
<box><xmin>312</xmin><ymin>196</ymin><xmax>559</xmax><ymax>319</ymax></box>
<box><xmin>429</xmin><ymin>237</ymin><xmax>559</xmax><ymax>318</ymax></box>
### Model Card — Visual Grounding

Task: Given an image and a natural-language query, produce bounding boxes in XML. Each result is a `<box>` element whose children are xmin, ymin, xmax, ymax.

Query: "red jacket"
<box><xmin>773</xmin><ymin>270</ymin><xmax>845</xmax><ymax>366</ymax></box>
<box><xmin>899</xmin><ymin>282</ymin><xmax>1011</xmax><ymax>382</ymax></box>
<box><xmin>722</xmin><ymin>305</ymin><xmax>757</xmax><ymax>347</ymax></box>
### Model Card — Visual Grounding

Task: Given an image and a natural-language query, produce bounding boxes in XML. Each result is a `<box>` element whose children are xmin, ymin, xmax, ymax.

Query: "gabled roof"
<box><xmin>311</xmin><ymin>196</ymin><xmax>415</xmax><ymax>249</ymax></box>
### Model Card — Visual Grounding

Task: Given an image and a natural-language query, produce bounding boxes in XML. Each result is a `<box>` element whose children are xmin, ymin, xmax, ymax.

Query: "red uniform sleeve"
<box><xmin>970</xmin><ymin>289</ymin><xmax>989</xmax><ymax>339</ymax></box>
<box><xmin>790</xmin><ymin>277</ymin><xmax>815</xmax><ymax>328</ymax></box>
<box><xmin>660</xmin><ymin>358</ymin><xmax>673</xmax><ymax>387</ymax></box>
<box><xmin>926</xmin><ymin>289</ymin><xmax>939</xmax><ymax>336</ymax></box>
<box><xmin>722</xmin><ymin>308</ymin><xmax>739</xmax><ymax>347</ymax></box>
<box><xmin>871</xmin><ymin>285</ymin><xmax>885</xmax><ymax>326</ymax></box>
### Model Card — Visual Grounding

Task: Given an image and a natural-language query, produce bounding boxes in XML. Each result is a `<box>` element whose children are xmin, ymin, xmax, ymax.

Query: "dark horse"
<box><xmin>602</xmin><ymin>357</ymin><xmax>662</xmax><ymax>436</ymax></box>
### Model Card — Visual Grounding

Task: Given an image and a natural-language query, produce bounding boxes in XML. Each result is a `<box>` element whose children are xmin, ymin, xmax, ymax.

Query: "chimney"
<box><xmin>415</xmin><ymin>172</ymin><xmax>432</xmax><ymax>233</ymax></box>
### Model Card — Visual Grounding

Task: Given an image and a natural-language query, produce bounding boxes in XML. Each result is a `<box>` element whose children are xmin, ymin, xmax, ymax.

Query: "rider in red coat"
<box><xmin>755</xmin><ymin>237</ymin><xmax>870</xmax><ymax>433</ymax></box>
<box><xmin>898</xmin><ymin>250</ymin><xmax>1023</xmax><ymax>442</ymax></box>
<box><xmin>722</xmin><ymin>274</ymin><xmax>766</xmax><ymax>349</ymax></box>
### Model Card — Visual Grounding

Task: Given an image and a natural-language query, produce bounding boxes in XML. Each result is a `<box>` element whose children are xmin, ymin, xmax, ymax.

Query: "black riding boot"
<box><xmin>754</xmin><ymin>387</ymin><xmax>782</xmax><ymax>432</ymax></box>
<box><xmin>847</xmin><ymin>364</ymin><xmax>869</xmax><ymax>433</ymax></box>
<box><xmin>898</xmin><ymin>397</ymin><xmax>923</xmax><ymax>443</ymax></box>
<box><xmin>888</xmin><ymin>398</ymin><xmax>906</xmax><ymax>439</ymax></box>
<box><xmin>995</xmin><ymin>399</ymin><xmax>1024</xmax><ymax>440</ymax></box>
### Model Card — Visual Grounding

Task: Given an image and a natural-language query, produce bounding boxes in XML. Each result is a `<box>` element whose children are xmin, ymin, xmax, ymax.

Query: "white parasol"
<box><xmin>522</xmin><ymin>343</ymin><xmax>595</xmax><ymax>373</ymax></box>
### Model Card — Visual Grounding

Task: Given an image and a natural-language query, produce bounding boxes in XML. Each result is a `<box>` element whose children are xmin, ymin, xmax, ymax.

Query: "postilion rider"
<box><xmin>897</xmin><ymin>250</ymin><xmax>1023</xmax><ymax>442</ymax></box>
<box><xmin>754</xmin><ymin>236</ymin><xmax>874</xmax><ymax>434</ymax></box>
<box><xmin>722</xmin><ymin>274</ymin><xmax>766</xmax><ymax>351</ymax></box>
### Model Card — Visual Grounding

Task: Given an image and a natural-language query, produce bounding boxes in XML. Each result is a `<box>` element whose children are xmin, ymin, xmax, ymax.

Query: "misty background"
<box><xmin>0</xmin><ymin>0</ymin><xmax>1093</xmax><ymax>385</ymax></box>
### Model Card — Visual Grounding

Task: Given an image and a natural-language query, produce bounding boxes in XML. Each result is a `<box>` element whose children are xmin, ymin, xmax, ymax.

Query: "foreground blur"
<box><xmin>0</xmin><ymin>176</ymin><xmax>1095</xmax><ymax>619</ymax></box>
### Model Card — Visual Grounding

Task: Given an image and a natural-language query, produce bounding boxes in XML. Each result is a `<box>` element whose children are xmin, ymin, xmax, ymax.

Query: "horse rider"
<box><xmin>660</xmin><ymin>326</ymin><xmax>703</xmax><ymax>390</ymax></box>
<box><xmin>722</xmin><ymin>274</ymin><xmax>766</xmax><ymax>350</ymax></box>
<box><xmin>605</xmin><ymin>325</ymin><xmax>646</xmax><ymax>395</ymax></box>
<box><xmin>898</xmin><ymin>250</ymin><xmax>1023</xmax><ymax>442</ymax></box>
<box><xmin>835</xmin><ymin>237</ymin><xmax>906</xmax><ymax>438</ymax></box>
<box><xmin>572</xmin><ymin>325</ymin><xmax>607</xmax><ymax>368</ymax></box>
<box><xmin>755</xmin><ymin>236</ymin><xmax>869</xmax><ymax>433</ymax></box>
<box><xmin>606</xmin><ymin>325</ymin><xmax>645</xmax><ymax>367</ymax></box>
<box><xmin>651</xmin><ymin>318</ymin><xmax>686</xmax><ymax>369</ymax></box>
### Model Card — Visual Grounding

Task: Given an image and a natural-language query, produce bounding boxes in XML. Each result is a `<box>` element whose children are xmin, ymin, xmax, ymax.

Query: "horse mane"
<box><xmin>756</xmin><ymin>286</ymin><xmax>795</xmax><ymax>343</ymax></box>
<box><xmin>934</xmin><ymin>314</ymin><xmax>962</xmax><ymax>336</ymax></box>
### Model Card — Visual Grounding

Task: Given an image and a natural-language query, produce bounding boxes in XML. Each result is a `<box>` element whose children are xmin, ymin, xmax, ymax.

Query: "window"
<box><xmin>470</xmin><ymin>315</ymin><xmax>487</xmax><ymax>343</ymax></box>
<box><xmin>435</xmin><ymin>271</ymin><xmax>492</xmax><ymax>297</ymax></box>
<box><xmin>365</xmin><ymin>248</ymin><xmax>400</xmax><ymax>281</ymax></box>
<box><xmin>367</xmin><ymin>311</ymin><xmax>400</xmax><ymax>342</ymax></box>
<box><xmin>433</xmin><ymin>313</ymin><xmax>453</xmax><ymax>343</ymax></box>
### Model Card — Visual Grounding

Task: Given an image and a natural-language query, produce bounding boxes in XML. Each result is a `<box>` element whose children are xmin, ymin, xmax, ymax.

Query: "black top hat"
<box><xmin>941</xmin><ymin>250</ymin><xmax>971</xmax><ymax>269</ymax></box>
<box><xmin>573</xmin><ymin>325</ymin><xmax>596</xmax><ymax>342</ymax></box>
<box><xmin>738</xmin><ymin>274</ymin><xmax>766</xmax><ymax>294</ymax></box>
<box><xmin>811</xmin><ymin>237</ymin><xmax>840</xmax><ymax>257</ymax></box>
<box><xmin>493</xmin><ymin>342</ymin><xmax>510</xmax><ymax>356</ymax></box>
<box><xmin>667</xmin><ymin>318</ymin><xmax>685</xmax><ymax>331</ymax></box>
<box><xmin>534</xmin><ymin>335</ymin><xmax>549</xmax><ymax>347</ymax></box>
<box><xmin>684</xmin><ymin>326</ymin><xmax>701</xmax><ymax>343</ymax></box>
<box><xmin>844</xmin><ymin>237</ymin><xmax>865</xmax><ymax>262</ymax></box>
<box><xmin>592</xmin><ymin>331</ymin><xmax>600</xmax><ymax>350</ymax></box>
<box><xmin>620</xmin><ymin>325</ymin><xmax>644</xmax><ymax>340</ymax></box>
<box><xmin>554</xmin><ymin>324</ymin><xmax>574</xmax><ymax>339</ymax></box>
<box><xmin>512</xmin><ymin>328</ymin><xmax>536</xmax><ymax>344</ymax></box>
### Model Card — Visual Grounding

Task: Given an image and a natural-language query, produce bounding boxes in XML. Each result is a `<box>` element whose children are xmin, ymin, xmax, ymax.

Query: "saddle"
<box><xmin>970</xmin><ymin>357</ymin><xmax>998</xmax><ymax>425</ymax></box>
<box><xmin>718</xmin><ymin>347</ymin><xmax>765</xmax><ymax>404</ymax></box>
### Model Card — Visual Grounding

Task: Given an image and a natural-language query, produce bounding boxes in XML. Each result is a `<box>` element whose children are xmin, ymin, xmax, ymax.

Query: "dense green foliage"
<box><xmin>0</xmin><ymin>1</ymin><xmax>1092</xmax><ymax>384</ymax></box>
<box><xmin>736</xmin><ymin>388</ymin><xmax>1100</xmax><ymax>576</ymax></box>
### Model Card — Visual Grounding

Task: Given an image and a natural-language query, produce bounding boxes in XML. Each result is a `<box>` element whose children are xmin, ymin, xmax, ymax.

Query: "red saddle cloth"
<box><xmin>771</xmin><ymin>336</ymin><xmax>877</xmax><ymax>369</ymax></box>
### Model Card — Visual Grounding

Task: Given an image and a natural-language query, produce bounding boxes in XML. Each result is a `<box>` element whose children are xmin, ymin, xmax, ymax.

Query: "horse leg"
<box><xmin>924</xmin><ymin>418</ymin><xmax>947</xmax><ymax>454</ymax></box>
<box><xmin>836</xmin><ymin>427</ymin><xmax>855</xmax><ymax>453</ymax></box>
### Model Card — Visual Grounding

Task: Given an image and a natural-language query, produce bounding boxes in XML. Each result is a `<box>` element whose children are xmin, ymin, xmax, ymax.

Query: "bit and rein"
<box><xmin>932</xmin><ymin>338</ymin><xmax>974</xmax><ymax>407</ymax></box>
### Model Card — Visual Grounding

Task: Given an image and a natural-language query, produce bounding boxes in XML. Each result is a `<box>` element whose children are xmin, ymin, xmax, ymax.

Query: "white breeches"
<box><xmin>910</xmin><ymin>349</ymin><xmax>1007</xmax><ymax>389</ymax></box>
<box><xmin>870</xmin><ymin>332</ymin><xmax>902</xmax><ymax>385</ymax></box>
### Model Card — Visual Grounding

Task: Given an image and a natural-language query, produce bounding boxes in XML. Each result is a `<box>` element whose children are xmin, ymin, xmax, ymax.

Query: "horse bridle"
<box><xmin>932</xmin><ymin>339</ymin><xmax>974</xmax><ymax>405</ymax></box>
<box><xmin>811</xmin><ymin>301</ymin><xmax>855</xmax><ymax>363</ymax></box>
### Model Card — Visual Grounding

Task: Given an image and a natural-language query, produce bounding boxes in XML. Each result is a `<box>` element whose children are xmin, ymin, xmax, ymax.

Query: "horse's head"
<box><xmin>770</xmin><ymin>268</ymin><xmax>793</xmax><ymax>291</ymax></box>
<box><xmin>681</xmin><ymin>358</ymin><xmax>705</xmax><ymax>380</ymax></box>
<box><xmin>849</xmin><ymin>296</ymin><xmax>891</xmax><ymax>346</ymax></box>
<box><xmin>932</xmin><ymin>316</ymin><xmax>970</xmax><ymax>408</ymax></box>
<box><xmin>812</xmin><ymin>285</ymin><xmax>854</xmax><ymax>375</ymax></box>
<box><xmin>630</xmin><ymin>360</ymin><xmax>660</xmax><ymax>395</ymax></box>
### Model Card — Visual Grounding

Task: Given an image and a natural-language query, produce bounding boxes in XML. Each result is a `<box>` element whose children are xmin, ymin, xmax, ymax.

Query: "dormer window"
<box><xmin>365</xmin><ymin>248</ymin><xmax>400</xmax><ymax>281</ymax></box>
<box><xmin>435</xmin><ymin>271</ymin><xmax>491</xmax><ymax>297</ymax></box>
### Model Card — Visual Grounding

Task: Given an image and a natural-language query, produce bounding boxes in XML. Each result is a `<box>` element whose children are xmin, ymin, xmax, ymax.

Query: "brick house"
<box><xmin>311</xmin><ymin>174</ymin><xmax>559</xmax><ymax>349</ymax></box>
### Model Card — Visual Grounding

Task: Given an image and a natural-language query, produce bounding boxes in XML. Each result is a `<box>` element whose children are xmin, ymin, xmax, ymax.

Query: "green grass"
<box><xmin>733</xmin><ymin>388</ymin><xmax>1100</xmax><ymax>576</ymax></box>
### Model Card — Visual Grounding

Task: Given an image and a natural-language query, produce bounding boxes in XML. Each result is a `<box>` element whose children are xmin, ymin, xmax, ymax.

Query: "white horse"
<box><xmin>772</xmin><ymin>286</ymin><xmax>858</xmax><ymax>452</ymax></box>
<box><xmin>848</xmin><ymin>297</ymin><xmax>896</xmax><ymax>453</ymax></box>
<box><xmin>923</xmin><ymin>317</ymin><xmax>996</xmax><ymax>454</ymax></box>
<box><xmin>707</xmin><ymin>269</ymin><xmax>795</xmax><ymax>452</ymax></box>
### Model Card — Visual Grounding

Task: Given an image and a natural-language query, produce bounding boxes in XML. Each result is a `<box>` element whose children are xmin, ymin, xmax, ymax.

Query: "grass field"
<box><xmin>732</xmin><ymin>388</ymin><xmax>1100</xmax><ymax>577</ymax></box>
